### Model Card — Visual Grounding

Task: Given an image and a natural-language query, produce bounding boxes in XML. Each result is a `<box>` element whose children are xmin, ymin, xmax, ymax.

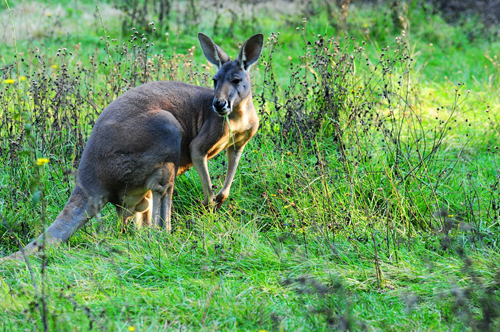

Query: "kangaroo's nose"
<box><xmin>212</xmin><ymin>99</ymin><xmax>230</xmax><ymax>115</ymax></box>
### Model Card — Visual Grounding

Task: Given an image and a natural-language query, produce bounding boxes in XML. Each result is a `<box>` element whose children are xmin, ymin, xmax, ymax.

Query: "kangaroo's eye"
<box><xmin>231</xmin><ymin>78</ymin><xmax>242</xmax><ymax>85</ymax></box>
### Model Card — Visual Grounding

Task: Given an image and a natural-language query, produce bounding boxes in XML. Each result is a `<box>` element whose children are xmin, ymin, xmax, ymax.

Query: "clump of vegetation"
<box><xmin>1</xmin><ymin>0</ymin><xmax>500</xmax><ymax>330</ymax></box>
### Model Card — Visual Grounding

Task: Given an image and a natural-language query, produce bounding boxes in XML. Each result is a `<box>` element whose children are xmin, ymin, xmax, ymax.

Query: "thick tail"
<box><xmin>1</xmin><ymin>185</ymin><xmax>106</xmax><ymax>262</ymax></box>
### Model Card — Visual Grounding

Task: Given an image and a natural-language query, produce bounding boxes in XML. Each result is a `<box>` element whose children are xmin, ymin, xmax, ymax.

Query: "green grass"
<box><xmin>1</xmin><ymin>0</ymin><xmax>500</xmax><ymax>331</ymax></box>
<box><xmin>2</xmin><ymin>219</ymin><xmax>499</xmax><ymax>330</ymax></box>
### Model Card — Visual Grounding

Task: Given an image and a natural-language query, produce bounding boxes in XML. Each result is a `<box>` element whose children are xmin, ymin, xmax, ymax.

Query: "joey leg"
<box><xmin>134</xmin><ymin>191</ymin><xmax>152</xmax><ymax>227</ymax></box>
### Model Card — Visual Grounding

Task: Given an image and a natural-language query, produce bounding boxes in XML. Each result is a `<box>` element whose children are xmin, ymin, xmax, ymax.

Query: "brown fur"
<box><xmin>1</xmin><ymin>33</ymin><xmax>263</xmax><ymax>261</ymax></box>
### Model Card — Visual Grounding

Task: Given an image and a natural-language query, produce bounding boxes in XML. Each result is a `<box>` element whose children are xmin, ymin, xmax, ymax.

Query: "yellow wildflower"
<box><xmin>3</xmin><ymin>79</ymin><xmax>15</xmax><ymax>84</ymax></box>
<box><xmin>128</xmin><ymin>327</ymin><xmax>136</xmax><ymax>332</ymax></box>
<box><xmin>20</xmin><ymin>76</ymin><xmax>26</xmax><ymax>81</ymax></box>
<box><xmin>52</xmin><ymin>64</ymin><xmax>57</xmax><ymax>69</ymax></box>
<box><xmin>36</xmin><ymin>158</ymin><xmax>50</xmax><ymax>166</ymax></box>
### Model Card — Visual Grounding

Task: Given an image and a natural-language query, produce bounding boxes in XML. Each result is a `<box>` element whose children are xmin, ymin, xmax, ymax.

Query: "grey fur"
<box><xmin>1</xmin><ymin>33</ymin><xmax>263</xmax><ymax>261</ymax></box>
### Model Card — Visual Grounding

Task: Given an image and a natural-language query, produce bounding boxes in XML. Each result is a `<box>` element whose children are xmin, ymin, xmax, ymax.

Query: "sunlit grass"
<box><xmin>1</xmin><ymin>0</ymin><xmax>500</xmax><ymax>330</ymax></box>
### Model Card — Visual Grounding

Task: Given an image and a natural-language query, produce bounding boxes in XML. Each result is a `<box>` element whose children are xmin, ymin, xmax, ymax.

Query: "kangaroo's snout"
<box><xmin>212</xmin><ymin>99</ymin><xmax>231</xmax><ymax>116</ymax></box>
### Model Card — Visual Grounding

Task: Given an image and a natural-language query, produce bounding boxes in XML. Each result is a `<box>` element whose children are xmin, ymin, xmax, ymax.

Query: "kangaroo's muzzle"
<box><xmin>212</xmin><ymin>99</ymin><xmax>231</xmax><ymax>116</ymax></box>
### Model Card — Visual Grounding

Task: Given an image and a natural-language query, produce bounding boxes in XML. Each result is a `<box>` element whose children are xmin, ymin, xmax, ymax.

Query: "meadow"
<box><xmin>1</xmin><ymin>0</ymin><xmax>500</xmax><ymax>330</ymax></box>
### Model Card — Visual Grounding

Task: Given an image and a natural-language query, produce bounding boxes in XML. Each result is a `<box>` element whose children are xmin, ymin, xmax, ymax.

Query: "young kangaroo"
<box><xmin>1</xmin><ymin>33</ymin><xmax>263</xmax><ymax>261</ymax></box>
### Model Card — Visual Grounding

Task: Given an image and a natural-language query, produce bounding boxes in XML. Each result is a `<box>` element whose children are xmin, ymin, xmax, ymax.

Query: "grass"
<box><xmin>1</xmin><ymin>0</ymin><xmax>500</xmax><ymax>330</ymax></box>
<box><xmin>2</xmin><ymin>222</ymin><xmax>499</xmax><ymax>330</ymax></box>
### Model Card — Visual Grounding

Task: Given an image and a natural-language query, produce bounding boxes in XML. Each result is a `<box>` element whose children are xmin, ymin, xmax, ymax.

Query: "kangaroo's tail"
<box><xmin>1</xmin><ymin>184</ymin><xmax>107</xmax><ymax>262</ymax></box>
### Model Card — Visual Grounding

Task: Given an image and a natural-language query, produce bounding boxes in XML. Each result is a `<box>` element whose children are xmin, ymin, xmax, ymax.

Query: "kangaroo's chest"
<box><xmin>176</xmin><ymin>133</ymin><xmax>240</xmax><ymax>175</ymax></box>
<box><xmin>206</xmin><ymin>128</ymin><xmax>250</xmax><ymax>159</ymax></box>
<box><xmin>177</xmin><ymin>108</ymin><xmax>258</xmax><ymax>175</ymax></box>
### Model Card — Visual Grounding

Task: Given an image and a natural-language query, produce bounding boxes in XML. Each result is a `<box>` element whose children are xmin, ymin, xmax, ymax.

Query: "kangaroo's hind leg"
<box><xmin>141</xmin><ymin>110</ymin><xmax>182</xmax><ymax>233</ymax></box>
<box><xmin>149</xmin><ymin>162</ymin><xmax>177</xmax><ymax>233</ymax></box>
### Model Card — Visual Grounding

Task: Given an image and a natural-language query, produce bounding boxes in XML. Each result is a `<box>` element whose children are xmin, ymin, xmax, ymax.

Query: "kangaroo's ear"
<box><xmin>198</xmin><ymin>33</ymin><xmax>230</xmax><ymax>69</ymax></box>
<box><xmin>236</xmin><ymin>34</ymin><xmax>264</xmax><ymax>71</ymax></box>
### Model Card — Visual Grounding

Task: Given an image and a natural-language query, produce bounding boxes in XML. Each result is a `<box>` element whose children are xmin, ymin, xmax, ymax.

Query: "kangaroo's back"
<box><xmin>96</xmin><ymin>81</ymin><xmax>215</xmax><ymax>133</ymax></box>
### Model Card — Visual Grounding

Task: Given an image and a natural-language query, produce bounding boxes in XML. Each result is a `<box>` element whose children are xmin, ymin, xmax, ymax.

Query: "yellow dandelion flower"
<box><xmin>3</xmin><ymin>79</ymin><xmax>15</xmax><ymax>84</ymax></box>
<box><xmin>46</xmin><ymin>13</ymin><xmax>51</xmax><ymax>17</ymax></box>
<box><xmin>448</xmin><ymin>214</ymin><xmax>454</xmax><ymax>218</ymax></box>
<box><xmin>270</xmin><ymin>194</ymin><xmax>276</xmax><ymax>197</ymax></box>
<box><xmin>128</xmin><ymin>327</ymin><xmax>136</xmax><ymax>332</ymax></box>
<box><xmin>52</xmin><ymin>64</ymin><xmax>57</xmax><ymax>69</ymax></box>
<box><xmin>36</xmin><ymin>158</ymin><xmax>50</xmax><ymax>166</ymax></box>
<box><xmin>20</xmin><ymin>76</ymin><xmax>26</xmax><ymax>81</ymax></box>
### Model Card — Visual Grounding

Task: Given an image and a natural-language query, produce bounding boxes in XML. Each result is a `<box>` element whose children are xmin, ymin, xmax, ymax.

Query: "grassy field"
<box><xmin>1</xmin><ymin>0</ymin><xmax>500</xmax><ymax>331</ymax></box>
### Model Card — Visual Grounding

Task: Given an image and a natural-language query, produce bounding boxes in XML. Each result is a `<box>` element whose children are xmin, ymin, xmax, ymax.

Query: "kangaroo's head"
<box><xmin>198</xmin><ymin>33</ymin><xmax>264</xmax><ymax>116</ymax></box>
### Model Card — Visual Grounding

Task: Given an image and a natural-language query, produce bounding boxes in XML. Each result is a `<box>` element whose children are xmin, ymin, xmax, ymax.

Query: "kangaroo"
<box><xmin>1</xmin><ymin>33</ymin><xmax>263</xmax><ymax>261</ymax></box>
